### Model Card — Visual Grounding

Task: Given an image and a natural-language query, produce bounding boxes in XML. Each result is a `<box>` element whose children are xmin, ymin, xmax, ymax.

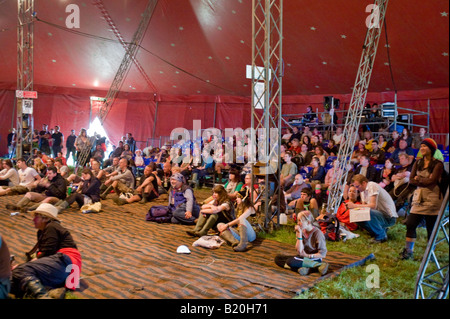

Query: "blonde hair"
<box><xmin>297</xmin><ymin>210</ymin><xmax>315</xmax><ymax>225</ymax></box>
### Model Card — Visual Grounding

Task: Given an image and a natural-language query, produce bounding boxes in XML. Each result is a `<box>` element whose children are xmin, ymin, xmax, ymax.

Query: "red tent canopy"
<box><xmin>0</xmin><ymin>0</ymin><xmax>448</xmax><ymax>150</ymax></box>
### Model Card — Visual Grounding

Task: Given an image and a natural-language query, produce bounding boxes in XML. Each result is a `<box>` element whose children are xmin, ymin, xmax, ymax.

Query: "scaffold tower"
<box><xmin>251</xmin><ymin>0</ymin><xmax>283</xmax><ymax>231</ymax></box>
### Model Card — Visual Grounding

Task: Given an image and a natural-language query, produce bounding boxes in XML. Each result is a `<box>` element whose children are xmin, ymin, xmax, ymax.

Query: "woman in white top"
<box><xmin>0</xmin><ymin>159</ymin><xmax>20</xmax><ymax>187</ymax></box>
<box><xmin>217</xmin><ymin>189</ymin><xmax>257</xmax><ymax>252</ymax></box>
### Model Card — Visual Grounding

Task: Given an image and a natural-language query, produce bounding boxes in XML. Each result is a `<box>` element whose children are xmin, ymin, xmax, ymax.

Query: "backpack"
<box><xmin>318</xmin><ymin>214</ymin><xmax>340</xmax><ymax>241</ymax></box>
<box><xmin>145</xmin><ymin>205</ymin><xmax>172</xmax><ymax>223</ymax></box>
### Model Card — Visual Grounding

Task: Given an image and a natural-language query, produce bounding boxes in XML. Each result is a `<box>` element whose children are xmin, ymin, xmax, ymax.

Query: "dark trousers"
<box><xmin>405</xmin><ymin>213</ymin><xmax>438</xmax><ymax>240</ymax></box>
<box><xmin>66</xmin><ymin>193</ymin><xmax>87</xmax><ymax>208</ymax></box>
<box><xmin>11</xmin><ymin>253</ymin><xmax>71</xmax><ymax>296</ymax></box>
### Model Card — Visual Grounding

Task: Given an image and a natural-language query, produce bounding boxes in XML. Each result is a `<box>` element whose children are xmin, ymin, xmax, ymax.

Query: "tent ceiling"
<box><xmin>0</xmin><ymin>0</ymin><xmax>448</xmax><ymax>97</ymax></box>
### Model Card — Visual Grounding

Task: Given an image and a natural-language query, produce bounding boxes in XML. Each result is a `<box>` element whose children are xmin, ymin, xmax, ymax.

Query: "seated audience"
<box><xmin>284</xmin><ymin>174</ymin><xmax>310</xmax><ymax>205</ymax></box>
<box><xmin>369</xmin><ymin>139</ymin><xmax>386</xmax><ymax>165</ymax></box>
<box><xmin>290</xmin><ymin>187</ymin><xmax>320</xmax><ymax>217</ymax></box>
<box><xmin>389</xmin><ymin>153</ymin><xmax>416</xmax><ymax>211</ymax></box>
<box><xmin>280</xmin><ymin>151</ymin><xmax>298</xmax><ymax>190</ymax></box>
<box><xmin>55</xmin><ymin>168</ymin><xmax>101</xmax><ymax>213</ymax></box>
<box><xmin>217</xmin><ymin>189</ymin><xmax>257</xmax><ymax>252</ymax></box>
<box><xmin>348</xmin><ymin>174</ymin><xmax>398</xmax><ymax>243</ymax></box>
<box><xmin>113</xmin><ymin>164</ymin><xmax>159</xmax><ymax>205</ymax></box>
<box><xmin>100</xmin><ymin>158</ymin><xmax>135</xmax><ymax>200</ymax></box>
<box><xmin>0</xmin><ymin>159</ymin><xmax>19</xmax><ymax>187</ymax></box>
<box><xmin>378</xmin><ymin>158</ymin><xmax>397</xmax><ymax>192</ymax></box>
<box><xmin>304</xmin><ymin>157</ymin><xmax>325</xmax><ymax>190</ymax></box>
<box><xmin>354</xmin><ymin>155</ymin><xmax>378</xmax><ymax>182</ymax></box>
<box><xmin>335</xmin><ymin>185</ymin><xmax>359</xmax><ymax>232</ymax></box>
<box><xmin>391</xmin><ymin>139</ymin><xmax>415</xmax><ymax>164</ymax></box>
<box><xmin>169</xmin><ymin>173</ymin><xmax>200</xmax><ymax>225</ymax></box>
<box><xmin>0</xmin><ymin>158</ymin><xmax>41</xmax><ymax>197</ymax></box>
<box><xmin>186</xmin><ymin>185</ymin><xmax>234</xmax><ymax>237</ymax></box>
<box><xmin>6</xmin><ymin>166</ymin><xmax>67</xmax><ymax>213</ymax></box>
<box><xmin>274</xmin><ymin>210</ymin><xmax>328</xmax><ymax>276</ymax></box>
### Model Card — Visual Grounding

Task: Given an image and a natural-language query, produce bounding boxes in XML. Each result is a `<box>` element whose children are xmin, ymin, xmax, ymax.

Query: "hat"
<box><xmin>236</xmin><ymin>188</ymin><xmax>249</xmax><ymax>201</ymax></box>
<box><xmin>421</xmin><ymin>138</ymin><xmax>438</xmax><ymax>155</ymax></box>
<box><xmin>176</xmin><ymin>245</ymin><xmax>191</xmax><ymax>254</ymax></box>
<box><xmin>170</xmin><ymin>173</ymin><xmax>186</xmax><ymax>183</ymax></box>
<box><xmin>30</xmin><ymin>203</ymin><xmax>59</xmax><ymax>221</ymax></box>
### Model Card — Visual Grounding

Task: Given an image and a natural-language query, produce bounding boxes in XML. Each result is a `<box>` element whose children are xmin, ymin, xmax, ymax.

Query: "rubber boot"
<box><xmin>139</xmin><ymin>193</ymin><xmax>149</xmax><ymax>204</ymax></box>
<box><xmin>195</xmin><ymin>214</ymin><xmax>219</xmax><ymax>237</ymax></box>
<box><xmin>298</xmin><ymin>258</ymin><xmax>329</xmax><ymax>276</ymax></box>
<box><xmin>56</xmin><ymin>201</ymin><xmax>70</xmax><ymax>213</ymax></box>
<box><xmin>186</xmin><ymin>214</ymin><xmax>207</xmax><ymax>237</ymax></box>
<box><xmin>23</xmin><ymin>277</ymin><xmax>51</xmax><ymax>299</ymax></box>
<box><xmin>233</xmin><ymin>224</ymin><xmax>249</xmax><ymax>252</ymax></box>
<box><xmin>6</xmin><ymin>196</ymin><xmax>31</xmax><ymax>211</ymax></box>
<box><xmin>219</xmin><ymin>226</ymin><xmax>239</xmax><ymax>247</ymax></box>
<box><xmin>100</xmin><ymin>185</ymin><xmax>113</xmax><ymax>200</ymax></box>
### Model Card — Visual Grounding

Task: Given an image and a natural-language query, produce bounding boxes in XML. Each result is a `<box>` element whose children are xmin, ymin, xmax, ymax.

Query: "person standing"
<box><xmin>399</xmin><ymin>139</ymin><xmax>445</xmax><ymax>260</ymax></box>
<box><xmin>51</xmin><ymin>126</ymin><xmax>64</xmax><ymax>159</ymax></box>
<box><xmin>66</xmin><ymin>129</ymin><xmax>77</xmax><ymax>164</ymax></box>
<box><xmin>39</xmin><ymin>124</ymin><xmax>51</xmax><ymax>155</ymax></box>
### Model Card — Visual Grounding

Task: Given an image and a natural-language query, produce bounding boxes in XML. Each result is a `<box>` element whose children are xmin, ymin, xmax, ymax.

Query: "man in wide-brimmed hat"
<box><xmin>10</xmin><ymin>203</ymin><xmax>82</xmax><ymax>299</ymax></box>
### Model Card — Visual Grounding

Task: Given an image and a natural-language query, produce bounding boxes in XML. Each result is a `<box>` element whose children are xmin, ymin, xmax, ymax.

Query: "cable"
<box><xmin>34</xmin><ymin>16</ymin><xmax>236</xmax><ymax>94</ymax></box>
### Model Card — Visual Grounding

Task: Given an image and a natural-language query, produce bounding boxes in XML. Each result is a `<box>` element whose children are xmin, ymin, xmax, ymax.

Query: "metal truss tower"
<box><xmin>327</xmin><ymin>0</ymin><xmax>389</xmax><ymax>214</ymax></box>
<box><xmin>97</xmin><ymin>0</ymin><xmax>158</xmax><ymax>124</ymax></box>
<box><xmin>251</xmin><ymin>0</ymin><xmax>283</xmax><ymax>231</ymax></box>
<box><xmin>415</xmin><ymin>189</ymin><xmax>449</xmax><ymax>299</ymax></box>
<box><xmin>15</xmin><ymin>0</ymin><xmax>35</xmax><ymax>160</ymax></box>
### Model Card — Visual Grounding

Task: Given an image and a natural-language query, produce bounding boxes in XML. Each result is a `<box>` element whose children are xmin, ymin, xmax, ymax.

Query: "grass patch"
<box><xmin>258</xmin><ymin>218</ymin><xmax>448</xmax><ymax>299</ymax></box>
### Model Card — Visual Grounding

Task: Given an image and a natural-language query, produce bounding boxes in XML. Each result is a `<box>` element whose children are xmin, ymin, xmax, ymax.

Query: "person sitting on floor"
<box><xmin>10</xmin><ymin>203</ymin><xmax>82</xmax><ymax>299</ymax></box>
<box><xmin>113</xmin><ymin>164</ymin><xmax>159</xmax><ymax>206</ymax></box>
<box><xmin>274</xmin><ymin>210</ymin><xmax>328</xmax><ymax>276</ymax></box>
<box><xmin>0</xmin><ymin>159</ymin><xmax>20</xmax><ymax>187</ymax></box>
<box><xmin>335</xmin><ymin>185</ymin><xmax>360</xmax><ymax>232</ymax></box>
<box><xmin>0</xmin><ymin>158</ymin><xmax>41</xmax><ymax>197</ymax></box>
<box><xmin>217</xmin><ymin>189</ymin><xmax>257</xmax><ymax>252</ymax></box>
<box><xmin>354</xmin><ymin>155</ymin><xmax>378</xmax><ymax>182</ymax></box>
<box><xmin>280</xmin><ymin>151</ymin><xmax>298</xmax><ymax>191</ymax></box>
<box><xmin>100</xmin><ymin>158</ymin><xmax>135</xmax><ymax>200</ymax></box>
<box><xmin>0</xmin><ymin>233</ymin><xmax>11</xmax><ymax>299</ymax></box>
<box><xmin>6</xmin><ymin>166</ymin><xmax>67</xmax><ymax>213</ymax></box>
<box><xmin>169</xmin><ymin>173</ymin><xmax>200</xmax><ymax>225</ymax></box>
<box><xmin>289</xmin><ymin>187</ymin><xmax>320</xmax><ymax>218</ymax></box>
<box><xmin>55</xmin><ymin>168</ymin><xmax>101</xmax><ymax>213</ymax></box>
<box><xmin>348</xmin><ymin>174</ymin><xmax>398</xmax><ymax>243</ymax></box>
<box><xmin>284</xmin><ymin>174</ymin><xmax>310</xmax><ymax>206</ymax></box>
<box><xmin>186</xmin><ymin>185</ymin><xmax>235</xmax><ymax>237</ymax></box>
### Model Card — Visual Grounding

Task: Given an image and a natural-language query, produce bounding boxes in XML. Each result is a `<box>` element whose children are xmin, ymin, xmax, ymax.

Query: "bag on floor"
<box><xmin>318</xmin><ymin>214</ymin><xmax>340</xmax><ymax>241</ymax></box>
<box><xmin>145</xmin><ymin>205</ymin><xmax>172</xmax><ymax>223</ymax></box>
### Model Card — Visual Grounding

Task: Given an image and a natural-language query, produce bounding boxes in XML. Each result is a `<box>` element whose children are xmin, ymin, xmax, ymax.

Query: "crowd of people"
<box><xmin>1</xmin><ymin>112</ymin><xmax>448</xmax><ymax>298</ymax></box>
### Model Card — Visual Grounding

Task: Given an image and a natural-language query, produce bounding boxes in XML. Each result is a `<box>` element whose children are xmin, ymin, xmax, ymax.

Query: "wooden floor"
<box><xmin>1</xmin><ymin>191</ymin><xmax>371</xmax><ymax>299</ymax></box>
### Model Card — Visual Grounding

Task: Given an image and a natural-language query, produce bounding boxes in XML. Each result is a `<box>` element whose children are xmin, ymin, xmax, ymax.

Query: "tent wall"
<box><xmin>0</xmin><ymin>87</ymin><xmax>448</xmax><ymax>157</ymax></box>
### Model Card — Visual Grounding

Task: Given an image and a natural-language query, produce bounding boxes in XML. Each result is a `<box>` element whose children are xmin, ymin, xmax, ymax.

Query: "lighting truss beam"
<box><xmin>327</xmin><ymin>0</ymin><xmax>389</xmax><ymax>214</ymax></box>
<box><xmin>98</xmin><ymin>0</ymin><xmax>158</xmax><ymax>124</ymax></box>
<box><xmin>251</xmin><ymin>0</ymin><xmax>283</xmax><ymax>231</ymax></box>
<box><xmin>415</xmin><ymin>189</ymin><xmax>449</xmax><ymax>299</ymax></box>
<box><xmin>15</xmin><ymin>0</ymin><xmax>35</xmax><ymax>159</ymax></box>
